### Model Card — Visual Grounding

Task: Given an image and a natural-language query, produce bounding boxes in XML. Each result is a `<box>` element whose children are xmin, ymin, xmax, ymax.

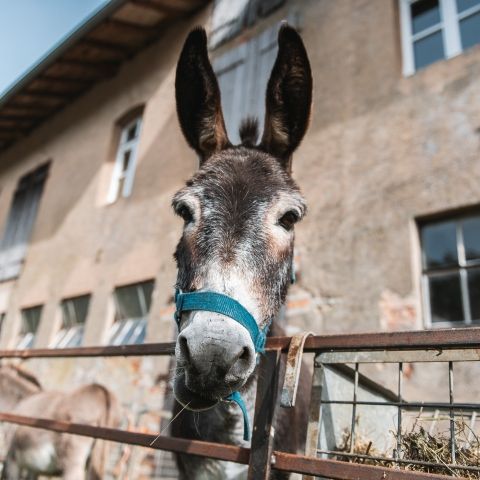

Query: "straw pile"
<box><xmin>333</xmin><ymin>420</ymin><xmax>480</xmax><ymax>479</ymax></box>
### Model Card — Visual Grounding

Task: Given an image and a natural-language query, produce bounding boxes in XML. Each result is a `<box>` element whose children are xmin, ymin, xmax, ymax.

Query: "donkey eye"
<box><xmin>278</xmin><ymin>211</ymin><xmax>299</xmax><ymax>231</ymax></box>
<box><xmin>176</xmin><ymin>204</ymin><xmax>194</xmax><ymax>224</ymax></box>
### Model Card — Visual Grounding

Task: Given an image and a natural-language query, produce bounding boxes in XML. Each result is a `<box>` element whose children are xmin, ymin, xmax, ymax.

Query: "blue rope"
<box><xmin>225</xmin><ymin>391</ymin><xmax>250</xmax><ymax>441</ymax></box>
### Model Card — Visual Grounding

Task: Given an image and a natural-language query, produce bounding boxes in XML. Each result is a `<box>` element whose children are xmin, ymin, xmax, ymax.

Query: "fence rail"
<box><xmin>1</xmin><ymin>326</ymin><xmax>479</xmax><ymax>358</ymax></box>
<box><xmin>1</xmin><ymin>327</ymin><xmax>479</xmax><ymax>479</ymax></box>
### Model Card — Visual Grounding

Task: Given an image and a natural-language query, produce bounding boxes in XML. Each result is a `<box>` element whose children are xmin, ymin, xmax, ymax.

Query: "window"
<box><xmin>0</xmin><ymin>164</ymin><xmax>49</xmax><ymax>281</ymax></box>
<box><xmin>107</xmin><ymin>115</ymin><xmax>142</xmax><ymax>203</ymax></box>
<box><xmin>210</xmin><ymin>0</ymin><xmax>286</xmax><ymax>48</ymax></box>
<box><xmin>108</xmin><ymin>280</ymin><xmax>154</xmax><ymax>345</ymax></box>
<box><xmin>420</xmin><ymin>212</ymin><xmax>480</xmax><ymax>327</ymax></box>
<box><xmin>400</xmin><ymin>0</ymin><xmax>480</xmax><ymax>75</ymax></box>
<box><xmin>18</xmin><ymin>305</ymin><xmax>42</xmax><ymax>349</ymax></box>
<box><xmin>213</xmin><ymin>22</ymin><xmax>290</xmax><ymax>143</ymax></box>
<box><xmin>52</xmin><ymin>295</ymin><xmax>90</xmax><ymax>348</ymax></box>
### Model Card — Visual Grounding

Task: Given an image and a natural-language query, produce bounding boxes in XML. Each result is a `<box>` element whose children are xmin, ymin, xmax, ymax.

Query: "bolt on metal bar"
<box><xmin>349</xmin><ymin>363</ymin><xmax>359</xmax><ymax>454</ymax></box>
<box><xmin>449</xmin><ymin>361</ymin><xmax>456</xmax><ymax>464</ymax></box>
<box><xmin>396</xmin><ymin>362</ymin><xmax>403</xmax><ymax>465</ymax></box>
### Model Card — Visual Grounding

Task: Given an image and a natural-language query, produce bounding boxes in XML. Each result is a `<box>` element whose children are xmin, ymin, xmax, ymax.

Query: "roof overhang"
<box><xmin>0</xmin><ymin>0</ymin><xmax>208</xmax><ymax>153</ymax></box>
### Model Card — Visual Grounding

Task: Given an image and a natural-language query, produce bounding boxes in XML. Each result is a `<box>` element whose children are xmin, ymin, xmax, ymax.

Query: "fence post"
<box><xmin>247</xmin><ymin>348</ymin><xmax>285</xmax><ymax>480</ymax></box>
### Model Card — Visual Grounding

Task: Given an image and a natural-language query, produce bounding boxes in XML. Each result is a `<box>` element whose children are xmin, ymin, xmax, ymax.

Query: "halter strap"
<box><xmin>174</xmin><ymin>288</ymin><xmax>271</xmax><ymax>441</ymax></box>
<box><xmin>174</xmin><ymin>289</ymin><xmax>267</xmax><ymax>352</ymax></box>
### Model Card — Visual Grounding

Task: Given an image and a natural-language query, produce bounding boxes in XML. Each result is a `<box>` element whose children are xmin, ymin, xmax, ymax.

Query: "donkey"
<box><xmin>0</xmin><ymin>365</ymin><xmax>120</xmax><ymax>479</ymax></box>
<box><xmin>171</xmin><ymin>24</ymin><xmax>312</xmax><ymax>479</ymax></box>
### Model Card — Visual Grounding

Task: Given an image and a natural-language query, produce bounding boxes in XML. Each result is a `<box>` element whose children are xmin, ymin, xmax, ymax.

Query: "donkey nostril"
<box><xmin>239</xmin><ymin>346</ymin><xmax>251</xmax><ymax>362</ymax></box>
<box><xmin>179</xmin><ymin>336</ymin><xmax>191</xmax><ymax>364</ymax></box>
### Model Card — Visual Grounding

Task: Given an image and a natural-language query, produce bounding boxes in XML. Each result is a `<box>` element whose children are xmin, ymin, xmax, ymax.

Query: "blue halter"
<box><xmin>174</xmin><ymin>289</ymin><xmax>270</xmax><ymax>441</ymax></box>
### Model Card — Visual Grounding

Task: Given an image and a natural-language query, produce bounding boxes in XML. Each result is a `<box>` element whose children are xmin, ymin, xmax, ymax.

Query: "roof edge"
<box><xmin>0</xmin><ymin>0</ymin><xmax>129</xmax><ymax>109</ymax></box>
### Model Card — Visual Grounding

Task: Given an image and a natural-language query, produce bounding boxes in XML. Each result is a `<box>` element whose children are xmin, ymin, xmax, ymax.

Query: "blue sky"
<box><xmin>0</xmin><ymin>0</ymin><xmax>110</xmax><ymax>97</ymax></box>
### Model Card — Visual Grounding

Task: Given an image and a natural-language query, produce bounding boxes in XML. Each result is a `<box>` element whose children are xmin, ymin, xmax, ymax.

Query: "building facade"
<box><xmin>0</xmin><ymin>0</ymin><xmax>479</xmax><ymax>475</ymax></box>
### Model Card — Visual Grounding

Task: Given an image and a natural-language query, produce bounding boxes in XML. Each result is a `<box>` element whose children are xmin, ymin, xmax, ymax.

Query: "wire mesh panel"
<box><xmin>306</xmin><ymin>348</ymin><xmax>480</xmax><ymax>479</ymax></box>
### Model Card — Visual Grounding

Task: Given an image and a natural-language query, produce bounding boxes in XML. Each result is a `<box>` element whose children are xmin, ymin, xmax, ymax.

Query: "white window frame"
<box><xmin>400</xmin><ymin>0</ymin><xmax>480</xmax><ymax>76</ymax></box>
<box><xmin>52</xmin><ymin>295</ymin><xmax>90</xmax><ymax>348</ymax></box>
<box><xmin>108</xmin><ymin>281</ymin><xmax>153</xmax><ymax>345</ymax></box>
<box><xmin>107</xmin><ymin>116</ymin><xmax>142</xmax><ymax>204</ymax></box>
<box><xmin>17</xmin><ymin>306</ymin><xmax>42</xmax><ymax>349</ymax></box>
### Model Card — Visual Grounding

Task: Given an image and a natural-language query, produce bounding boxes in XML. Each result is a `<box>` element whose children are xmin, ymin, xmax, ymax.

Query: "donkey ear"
<box><xmin>260</xmin><ymin>25</ymin><xmax>312</xmax><ymax>171</ymax></box>
<box><xmin>175</xmin><ymin>27</ymin><xmax>230</xmax><ymax>163</ymax></box>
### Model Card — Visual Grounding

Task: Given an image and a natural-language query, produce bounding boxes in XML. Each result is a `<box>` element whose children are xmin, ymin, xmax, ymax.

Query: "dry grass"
<box><xmin>332</xmin><ymin>419</ymin><xmax>480</xmax><ymax>478</ymax></box>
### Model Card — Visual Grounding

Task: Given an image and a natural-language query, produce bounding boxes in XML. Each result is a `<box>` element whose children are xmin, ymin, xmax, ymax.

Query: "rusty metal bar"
<box><xmin>0</xmin><ymin>412</ymin><xmax>249</xmax><ymax>464</ymax></box>
<box><xmin>315</xmin><ymin>399</ymin><xmax>480</xmax><ymax>410</ymax></box>
<box><xmin>317</xmin><ymin>348</ymin><xmax>480</xmax><ymax>363</ymax></box>
<box><xmin>303</xmin><ymin>361</ymin><xmax>325</xmax><ymax>480</ymax></box>
<box><xmin>280</xmin><ymin>331</ymin><xmax>312</xmax><ymax>407</ymax></box>
<box><xmin>247</xmin><ymin>349</ymin><xmax>285</xmax><ymax>479</ymax></box>
<box><xmin>449</xmin><ymin>361</ymin><xmax>456</xmax><ymax>464</ymax></box>
<box><xmin>0</xmin><ymin>342</ymin><xmax>176</xmax><ymax>358</ymax></box>
<box><xmin>349</xmin><ymin>362</ymin><xmax>359</xmax><ymax>454</ymax></box>
<box><xmin>0</xmin><ymin>413</ymin><xmax>462</xmax><ymax>479</ymax></box>
<box><xmin>1</xmin><ymin>327</ymin><xmax>480</xmax><ymax>358</ymax></box>
<box><xmin>272</xmin><ymin>451</ymin><xmax>463</xmax><ymax>479</ymax></box>
<box><xmin>396</xmin><ymin>362</ymin><xmax>403</xmax><ymax>465</ymax></box>
<box><xmin>316</xmin><ymin>448</ymin><xmax>480</xmax><ymax>474</ymax></box>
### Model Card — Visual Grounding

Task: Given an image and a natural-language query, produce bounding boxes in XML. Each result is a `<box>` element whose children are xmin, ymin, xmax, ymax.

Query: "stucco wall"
<box><xmin>0</xmin><ymin>0</ymin><xmax>480</xmax><ymax>473</ymax></box>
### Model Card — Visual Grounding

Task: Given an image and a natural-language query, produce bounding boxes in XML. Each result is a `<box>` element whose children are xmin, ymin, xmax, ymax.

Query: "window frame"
<box><xmin>107</xmin><ymin>115</ymin><xmax>143</xmax><ymax>204</ymax></box>
<box><xmin>400</xmin><ymin>0</ymin><xmax>480</xmax><ymax>75</ymax></box>
<box><xmin>52</xmin><ymin>294</ymin><xmax>90</xmax><ymax>349</ymax></box>
<box><xmin>18</xmin><ymin>305</ymin><xmax>43</xmax><ymax>349</ymax></box>
<box><xmin>107</xmin><ymin>280</ymin><xmax>153</xmax><ymax>345</ymax></box>
<box><xmin>420</xmin><ymin>213</ymin><xmax>480</xmax><ymax>328</ymax></box>
<box><xmin>0</xmin><ymin>163</ymin><xmax>49</xmax><ymax>281</ymax></box>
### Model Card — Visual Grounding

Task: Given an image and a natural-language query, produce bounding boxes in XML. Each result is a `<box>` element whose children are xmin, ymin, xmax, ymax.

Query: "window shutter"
<box><xmin>209</xmin><ymin>0</ymin><xmax>251</xmax><ymax>48</ymax></box>
<box><xmin>213</xmin><ymin>44</ymin><xmax>249</xmax><ymax>143</ymax></box>
<box><xmin>247</xmin><ymin>24</ymin><xmax>279</xmax><ymax>137</ymax></box>
<box><xmin>0</xmin><ymin>164</ymin><xmax>48</xmax><ymax>281</ymax></box>
<box><xmin>257</xmin><ymin>0</ymin><xmax>286</xmax><ymax>18</ymax></box>
<box><xmin>213</xmin><ymin>16</ymin><xmax>301</xmax><ymax>143</ymax></box>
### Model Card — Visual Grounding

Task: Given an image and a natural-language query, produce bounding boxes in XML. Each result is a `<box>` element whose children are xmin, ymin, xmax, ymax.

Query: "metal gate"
<box><xmin>1</xmin><ymin>327</ymin><xmax>480</xmax><ymax>479</ymax></box>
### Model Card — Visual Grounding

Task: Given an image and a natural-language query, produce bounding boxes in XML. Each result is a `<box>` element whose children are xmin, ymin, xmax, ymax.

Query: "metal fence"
<box><xmin>1</xmin><ymin>328</ymin><xmax>480</xmax><ymax>479</ymax></box>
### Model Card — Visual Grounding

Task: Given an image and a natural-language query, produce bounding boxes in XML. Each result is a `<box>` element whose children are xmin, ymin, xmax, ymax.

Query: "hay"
<box><xmin>331</xmin><ymin>419</ymin><xmax>480</xmax><ymax>479</ymax></box>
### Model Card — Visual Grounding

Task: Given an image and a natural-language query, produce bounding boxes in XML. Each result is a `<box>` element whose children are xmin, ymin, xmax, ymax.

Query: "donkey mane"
<box><xmin>239</xmin><ymin>117</ymin><xmax>259</xmax><ymax>147</ymax></box>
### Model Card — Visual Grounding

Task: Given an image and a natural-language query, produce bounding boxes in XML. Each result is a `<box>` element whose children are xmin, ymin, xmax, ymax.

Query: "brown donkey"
<box><xmin>0</xmin><ymin>365</ymin><xmax>120</xmax><ymax>479</ymax></box>
<box><xmin>171</xmin><ymin>24</ymin><xmax>312</xmax><ymax>479</ymax></box>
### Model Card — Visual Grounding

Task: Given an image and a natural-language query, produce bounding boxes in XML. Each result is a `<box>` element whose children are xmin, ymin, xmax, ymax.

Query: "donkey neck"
<box><xmin>0</xmin><ymin>366</ymin><xmax>42</xmax><ymax>410</ymax></box>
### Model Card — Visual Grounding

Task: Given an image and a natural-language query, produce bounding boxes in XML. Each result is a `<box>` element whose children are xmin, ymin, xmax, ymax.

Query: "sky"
<box><xmin>0</xmin><ymin>0</ymin><xmax>110</xmax><ymax>98</ymax></box>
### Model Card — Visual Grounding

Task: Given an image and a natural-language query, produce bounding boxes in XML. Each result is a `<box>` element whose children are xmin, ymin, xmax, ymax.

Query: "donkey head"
<box><xmin>173</xmin><ymin>25</ymin><xmax>312</xmax><ymax>411</ymax></box>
